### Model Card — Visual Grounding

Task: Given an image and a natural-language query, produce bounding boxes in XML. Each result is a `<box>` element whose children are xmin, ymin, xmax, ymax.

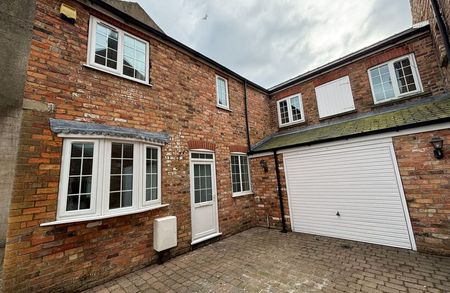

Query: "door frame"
<box><xmin>282</xmin><ymin>137</ymin><xmax>417</xmax><ymax>250</ymax></box>
<box><xmin>189</xmin><ymin>149</ymin><xmax>221</xmax><ymax>244</ymax></box>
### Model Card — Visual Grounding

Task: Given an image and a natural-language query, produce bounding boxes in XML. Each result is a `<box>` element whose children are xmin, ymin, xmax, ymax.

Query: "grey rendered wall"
<box><xmin>0</xmin><ymin>0</ymin><xmax>35</xmax><ymax>246</ymax></box>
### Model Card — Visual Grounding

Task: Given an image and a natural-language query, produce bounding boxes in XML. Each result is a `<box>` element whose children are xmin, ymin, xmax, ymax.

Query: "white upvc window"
<box><xmin>368</xmin><ymin>54</ymin><xmax>423</xmax><ymax>104</ymax></box>
<box><xmin>87</xmin><ymin>16</ymin><xmax>150</xmax><ymax>84</ymax></box>
<box><xmin>277</xmin><ymin>94</ymin><xmax>305</xmax><ymax>127</ymax></box>
<box><xmin>230</xmin><ymin>153</ymin><xmax>252</xmax><ymax>196</ymax></box>
<box><xmin>216</xmin><ymin>75</ymin><xmax>230</xmax><ymax>109</ymax></box>
<box><xmin>57</xmin><ymin>138</ymin><xmax>161</xmax><ymax>221</ymax></box>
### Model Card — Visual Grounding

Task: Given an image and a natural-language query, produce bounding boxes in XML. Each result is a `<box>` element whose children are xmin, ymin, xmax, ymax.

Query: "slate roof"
<box><xmin>251</xmin><ymin>94</ymin><xmax>450</xmax><ymax>153</ymax></box>
<box><xmin>49</xmin><ymin>119</ymin><xmax>170</xmax><ymax>144</ymax></box>
<box><xmin>101</xmin><ymin>0</ymin><xmax>164</xmax><ymax>33</ymax></box>
<box><xmin>88</xmin><ymin>0</ymin><xmax>430</xmax><ymax>94</ymax></box>
<box><xmin>268</xmin><ymin>21</ymin><xmax>430</xmax><ymax>92</ymax></box>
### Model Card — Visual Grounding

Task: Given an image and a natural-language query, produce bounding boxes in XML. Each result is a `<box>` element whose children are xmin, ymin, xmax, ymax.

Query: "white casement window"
<box><xmin>368</xmin><ymin>54</ymin><xmax>422</xmax><ymax>104</ymax></box>
<box><xmin>87</xmin><ymin>16</ymin><xmax>150</xmax><ymax>84</ymax></box>
<box><xmin>277</xmin><ymin>94</ymin><xmax>305</xmax><ymax>127</ymax></box>
<box><xmin>216</xmin><ymin>75</ymin><xmax>230</xmax><ymax>109</ymax></box>
<box><xmin>315</xmin><ymin>76</ymin><xmax>355</xmax><ymax>118</ymax></box>
<box><xmin>230</xmin><ymin>153</ymin><xmax>252</xmax><ymax>196</ymax></box>
<box><xmin>57</xmin><ymin>139</ymin><xmax>161</xmax><ymax>221</ymax></box>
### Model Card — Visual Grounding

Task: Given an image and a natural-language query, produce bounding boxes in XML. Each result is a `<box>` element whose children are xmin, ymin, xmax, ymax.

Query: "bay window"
<box><xmin>57</xmin><ymin>138</ymin><xmax>161</xmax><ymax>221</ymax></box>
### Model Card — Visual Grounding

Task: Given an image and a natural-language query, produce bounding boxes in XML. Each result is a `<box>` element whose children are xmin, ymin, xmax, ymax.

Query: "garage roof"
<box><xmin>251</xmin><ymin>94</ymin><xmax>450</xmax><ymax>153</ymax></box>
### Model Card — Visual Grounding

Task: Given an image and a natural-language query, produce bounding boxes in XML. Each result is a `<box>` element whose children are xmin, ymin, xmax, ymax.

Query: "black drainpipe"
<box><xmin>273</xmin><ymin>150</ymin><xmax>287</xmax><ymax>233</ymax></box>
<box><xmin>431</xmin><ymin>0</ymin><xmax>450</xmax><ymax>64</ymax></box>
<box><xmin>243</xmin><ymin>80</ymin><xmax>251</xmax><ymax>150</ymax></box>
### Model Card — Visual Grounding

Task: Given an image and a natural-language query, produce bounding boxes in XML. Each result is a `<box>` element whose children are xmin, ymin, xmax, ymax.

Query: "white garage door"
<box><xmin>284</xmin><ymin>139</ymin><xmax>415</xmax><ymax>249</ymax></box>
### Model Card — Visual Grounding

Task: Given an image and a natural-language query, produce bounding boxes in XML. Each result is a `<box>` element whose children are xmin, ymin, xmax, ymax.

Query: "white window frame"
<box><xmin>230</xmin><ymin>152</ymin><xmax>252</xmax><ymax>197</ymax></box>
<box><xmin>277</xmin><ymin>94</ymin><xmax>305</xmax><ymax>127</ymax></box>
<box><xmin>87</xmin><ymin>16</ymin><xmax>150</xmax><ymax>85</ymax></box>
<box><xmin>57</xmin><ymin>139</ymin><xmax>101</xmax><ymax>219</ymax></box>
<box><xmin>57</xmin><ymin>138</ymin><xmax>162</xmax><ymax>221</ymax></box>
<box><xmin>142</xmin><ymin>145</ymin><xmax>162</xmax><ymax>207</ymax></box>
<box><xmin>216</xmin><ymin>75</ymin><xmax>230</xmax><ymax>110</ymax></box>
<box><xmin>368</xmin><ymin>53</ymin><xmax>423</xmax><ymax>104</ymax></box>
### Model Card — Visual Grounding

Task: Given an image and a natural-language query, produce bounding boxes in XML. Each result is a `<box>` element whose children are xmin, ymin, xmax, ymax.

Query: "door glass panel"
<box><xmin>193</xmin><ymin>164</ymin><xmax>213</xmax><ymax>204</ymax></box>
<box><xmin>191</xmin><ymin>153</ymin><xmax>213</xmax><ymax>159</ymax></box>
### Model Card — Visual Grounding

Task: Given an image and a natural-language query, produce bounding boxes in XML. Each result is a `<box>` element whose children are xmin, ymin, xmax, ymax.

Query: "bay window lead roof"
<box><xmin>49</xmin><ymin>119</ymin><xmax>170</xmax><ymax>144</ymax></box>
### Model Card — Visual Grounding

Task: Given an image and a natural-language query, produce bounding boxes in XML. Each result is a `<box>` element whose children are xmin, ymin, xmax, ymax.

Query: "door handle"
<box><xmin>336</xmin><ymin>211</ymin><xmax>340</xmax><ymax>216</ymax></box>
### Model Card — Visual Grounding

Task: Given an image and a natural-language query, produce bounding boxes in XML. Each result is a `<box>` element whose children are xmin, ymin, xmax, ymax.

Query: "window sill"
<box><xmin>319</xmin><ymin>109</ymin><xmax>357</xmax><ymax>121</ymax></box>
<box><xmin>40</xmin><ymin>203</ymin><xmax>169</xmax><ymax>226</ymax></box>
<box><xmin>216</xmin><ymin>105</ymin><xmax>232</xmax><ymax>112</ymax></box>
<box><xmin>371</xmin><ymin>91</ymin><xmax>431</xmax><ymax>109</ymax></box>
<box><xmin>279</xmin><ymin>120</ymin><xmax>306</xmax><ymax>128</ymax></box>
<box><xmin>83</xmin><ymin>64</ymin><xmax>153</xmax><ymax>87</ymax></box>
<box><xmin>232</xmin><ymin>191</ymin><xmax>253</xmax><ymax>198</ymax></box>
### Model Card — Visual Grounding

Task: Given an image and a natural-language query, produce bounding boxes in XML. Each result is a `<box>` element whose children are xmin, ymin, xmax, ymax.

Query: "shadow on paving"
<box><xmin>80</xmin><ymin>227</ymin><xmax>450</xmax><ymax>292</ymax></box>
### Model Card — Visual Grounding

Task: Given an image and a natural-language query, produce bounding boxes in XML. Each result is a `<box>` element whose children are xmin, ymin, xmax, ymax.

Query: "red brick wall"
<box><xmin>410</xmin><ymin>0</ymin><xmax>450</xmax><ymax>89</ymax></box>
<box><xmin>250</xmin><ymin>155</ymin><xmax>291</xmax><ymax>230</ymax></box>
<box><xmin>393</xmin><ymin>129</ymin><xmax>450</xmax><ymax>255</ymax></box>
<box><xmin>270</xmin><ymin>33</ymin><xmax>445</xmax><ymax>133</ymax></box>
<box><xmin>248</xmin><ymin>89</ymin><xmax>277</xmax><ymax>146</ymax></box>
<box><xmin>2</xmin><ymin>0</ymin><xmax>267</xmax><ymax>291</ymax></box>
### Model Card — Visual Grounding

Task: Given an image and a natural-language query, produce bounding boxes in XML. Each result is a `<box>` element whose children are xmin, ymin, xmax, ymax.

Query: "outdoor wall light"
<box><xmin>260</xmin><ymin>160</ymin><xmax>269</xmax><ymax>173</ymax></box>
<box><xmin>430</xmin><ymin>136</ymin><xmax>444</xmax><ymax>160</ymax></box>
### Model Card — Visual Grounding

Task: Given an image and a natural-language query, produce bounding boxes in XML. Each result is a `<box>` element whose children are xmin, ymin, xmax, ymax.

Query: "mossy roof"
<box><xmin>252</xmin><ymin>95</ymin><xmax>450</xmax><ymax>153</ymax></box>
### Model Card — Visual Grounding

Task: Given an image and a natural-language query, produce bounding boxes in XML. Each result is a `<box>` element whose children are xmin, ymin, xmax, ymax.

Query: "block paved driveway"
<box><xmin>85</xmin><ymin>227</ymin><xmax>450</xmax><ymax>293</ymax></box>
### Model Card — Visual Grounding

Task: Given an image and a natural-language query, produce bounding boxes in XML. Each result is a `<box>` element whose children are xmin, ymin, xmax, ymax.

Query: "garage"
<box><xmin>283</xmin><ymin>138</ymin><xmax>416</xmax><ymax>250</ymax></box>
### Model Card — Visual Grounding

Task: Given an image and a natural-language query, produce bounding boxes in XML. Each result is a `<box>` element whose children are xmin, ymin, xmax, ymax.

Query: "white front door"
<box><xmin>190</xmin><ymin>152</ymin><xmax>220</xmax><ymax>244</ymax></box>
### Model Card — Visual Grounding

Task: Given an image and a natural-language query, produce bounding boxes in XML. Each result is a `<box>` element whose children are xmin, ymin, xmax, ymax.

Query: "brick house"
<box><xmin>0</xmin><ymin>0</ymin><xmax>449</xmax><ymax>292</ymax></box>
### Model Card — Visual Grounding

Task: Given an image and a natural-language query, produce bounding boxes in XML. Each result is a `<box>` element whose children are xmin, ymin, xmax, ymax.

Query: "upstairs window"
<box><xmin>216</xmin><ymin>75</ymin><xmax>229</xmax><ymax>109</ymax></box>
<box><xmin>277</xmin><ymin>94</ymin><xmax>305</xmax><ymax>127</ymax></box>
<box><xmin>94</xmin><ymin>23</ymin><xmax>118</xmax><ymax>70</ymax></box>
<box><xmin>368</xmin><ymin>54</ymin><xmax>422</xmax><ymax>104</ymax></box>
<box><xmin>88</xmin><ymin>16</ymin><xmax>149</xmax><ymax>84</ymax></box>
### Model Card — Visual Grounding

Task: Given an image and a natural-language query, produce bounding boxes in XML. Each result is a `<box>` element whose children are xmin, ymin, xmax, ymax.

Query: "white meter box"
<box><xmin>153</xmin><ymin>216</ymin><xmax>177</xmax><ymax>252</ymax></box>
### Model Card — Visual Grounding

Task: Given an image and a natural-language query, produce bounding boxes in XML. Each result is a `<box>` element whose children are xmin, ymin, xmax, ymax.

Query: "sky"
<box><xmin>130</xmin><ymin>0</ymin><xmax>413</xmax><ymax>88</ymax></box>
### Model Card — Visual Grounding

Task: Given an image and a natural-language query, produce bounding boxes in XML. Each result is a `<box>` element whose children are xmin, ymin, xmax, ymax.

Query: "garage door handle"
<box><xmin>336</xmin><ymin>211</ymin><xmax>340</xmax><ymax>216</ymax></box>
